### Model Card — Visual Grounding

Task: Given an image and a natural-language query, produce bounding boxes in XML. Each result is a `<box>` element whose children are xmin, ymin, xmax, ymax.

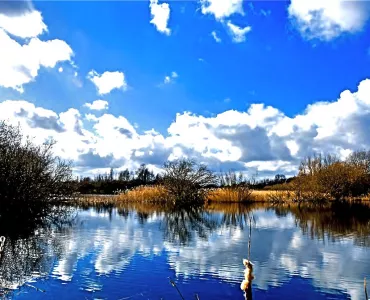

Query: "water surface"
<box><xmin>1</xmin><ymin>202</ymin><xmax>369</xmax><ymax>299</ymax></box>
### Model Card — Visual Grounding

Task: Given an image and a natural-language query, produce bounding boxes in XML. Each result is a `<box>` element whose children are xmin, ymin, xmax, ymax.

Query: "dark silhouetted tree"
<box><xmin>0</xmin><ymin>121</ymin><xmax>74</xmax><ymax>234</ymax></box>
<box><xmin>162</xmin><ymin>159</ymin><xmax>216</xmax><ymax>205</ymax></box>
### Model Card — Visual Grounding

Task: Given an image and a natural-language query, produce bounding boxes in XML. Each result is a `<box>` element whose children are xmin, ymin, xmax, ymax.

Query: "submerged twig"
<box><xmin>365</xmin><ymin>278</ymin><xmax>368</xmax><ymax>300</ymax></box>
<box><xmin>24</xmin><ymin>283</ymin><xmax>45</xmax><ymax>293</ymax></box>
<box><xmin>248</xmin><ymin>215</ymin><xmax>252</xmax><ymax>262</ymax></box>
<box><xmin>168</xmin><ymin>277</ymin><xmax>185</xmax><ymax>300</ymax></box>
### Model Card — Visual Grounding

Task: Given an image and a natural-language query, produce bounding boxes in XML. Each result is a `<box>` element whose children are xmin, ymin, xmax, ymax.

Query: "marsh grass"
<box><xmin>117</xmin><ymin>185</ymin><xmax>170</xmax><ymax>203</ymax></box>
<box><xmin>207</xmin><ymin>187</ymin><xmax>252</xmax><ymax>202</ymax></box>
<box><xmin>76</xmin><ymin>187</ymin><xmax>370</xmax><ymax>207</ymax></box>
<box><xmin>77</xmin><ymin>188</ymin><xmax>303</xmax><ymax>205</ymax></box>
<box><xmin>207</xmin><ymin>189</ymin><xmax>306</xmax><ymax>203</ymax></box>
<box><xmin>251</xmin><ymin>190</ymin><xmax>295</xmax><ymax>203</ymax></box>
<box><xmin>75</xmin><ymin>194</ymin><xmax>118</xmax><ymax>208</ymax></box>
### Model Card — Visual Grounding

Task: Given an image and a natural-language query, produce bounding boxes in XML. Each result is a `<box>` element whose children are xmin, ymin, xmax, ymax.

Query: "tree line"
<box><xmin>76</xmin><ymin>164</ymin><xmax>159</xmax><ymax>194</ymax></box>
<box><xmin>76</xmin><ymin>166</ymin><xmax>293</xmax><ymax>195</ymax></box>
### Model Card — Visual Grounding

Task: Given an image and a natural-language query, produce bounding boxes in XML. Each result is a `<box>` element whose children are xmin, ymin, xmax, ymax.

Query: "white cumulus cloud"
<box><xmin>2</xmin><ymin>78</ymin><xmax>370</xmax><ymax>177</ymax></box>
<box><xmin>0</xmin><ymin>29</ymin><xmax>73</xmax><ymax>93</ymax></box>
<box><xmin>200</xmin><ymin>0</ymin><xmax>244</xmax><ymax>19</ymax></box>
<box><xmin>0</xmin><ymin>7</ymin><xmax>73</xmax><ymax>93</ymax></box>
<box><xmin>288</xmin><ymin>0</ymin><xmax>370</xmax><ymax>41</ymax></box>
<box><xmin>87</xmin><ymin>70</ymin><xmax>127</xmax><ymax>95</ymax></box>
<box><xmin>149</xmin><ymin>0</ymin><xmax>171</xmax><ymax>35</ymax></box>
<box><xmin>0</xmin><ymin>9</ymin><xmax>46</xmax><ymax>38</ymax></box>
<box><xmin>84</xmin><ymin>100</ymin><xmax>109</xmax><ymax>111</ymax></box>
<box><xmin>226</xmin><ymin>21</ymin><xmax>251</xmax><ymax>43</ymax></box>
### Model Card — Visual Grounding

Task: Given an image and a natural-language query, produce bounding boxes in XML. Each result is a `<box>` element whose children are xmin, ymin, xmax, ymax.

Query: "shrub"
<box><xmin>162</xmin><ymin>159</ymin><xmax>217</xmax><ymax>205</ymax></box>
<box><xmin>292</xmin><ymin>153</ymin><xmax>370</xmax><ymax>201</ymax></box>
<box><xmin>0</xmin><ymin>122</ymin><xmax>74</xmax><ymax>230</ymax></box>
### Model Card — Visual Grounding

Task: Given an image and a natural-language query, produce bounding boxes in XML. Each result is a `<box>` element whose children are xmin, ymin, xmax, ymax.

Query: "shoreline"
<box><xmin>72</xmin><ymin>188</ymin><xmax>370</xmax><ymax>206</ymax></box>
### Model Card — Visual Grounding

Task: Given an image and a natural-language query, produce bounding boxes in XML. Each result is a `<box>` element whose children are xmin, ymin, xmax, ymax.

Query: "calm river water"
<box><xmin>0</xmin><ymin>202</ymin><xmax>369</xmax><ymax>299</ymax></box>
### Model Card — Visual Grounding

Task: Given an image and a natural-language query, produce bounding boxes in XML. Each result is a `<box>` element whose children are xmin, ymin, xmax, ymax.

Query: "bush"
<box><xmin>292</xmin><ymin>153</ymin><xmax>370</xmax><ymax>201</ymax></box>
<box><xmin>162</xmin><ymin>159</ymin><xmax>217</xmax><ymax>205</ymax></box>
<box><xmin>0</xmin><ymin>122</ymin><xmax>74</xmax><ymax>229</ymax></box>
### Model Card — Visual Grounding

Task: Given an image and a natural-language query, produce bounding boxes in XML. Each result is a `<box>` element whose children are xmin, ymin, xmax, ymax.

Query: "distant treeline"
<box><xmin>76</xmin><ymin>165</ymin><xmax>160</xmax><ymax>194</ymax></box>
<box><xmin>75</xmin><ymin>165</ymin><xmax>292</xmax><ymax>195</ymax></box>
<box><xmin>76</xmin><ymin>150</ymin><xmax>370</xmax><ymax>202</ymax></box>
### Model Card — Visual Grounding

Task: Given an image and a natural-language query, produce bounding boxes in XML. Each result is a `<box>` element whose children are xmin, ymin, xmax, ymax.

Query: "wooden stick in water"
<box><xmin>24</xmin><ymin>283</ymin><xmax>45</xmax><ymax>293</ymax></box>
<box><xmin>248</xmin><ymin>215</ymin><xmax>252</xmax><ymax>262</ymax></box>
<box><xmin>168</xmin><ymin>277</ymin><xmax>185</xmax><ymax>300</ymax></box>
<box><xmin>241</xmin><ymin>215</ymin><xmax>254</xmax><ymax>300</ymax></box>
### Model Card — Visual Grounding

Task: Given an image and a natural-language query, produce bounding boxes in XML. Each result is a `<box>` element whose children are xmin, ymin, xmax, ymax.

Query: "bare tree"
<box><xmin>162</xmin><ymin>159</ymin><xmax>216</xmax><ymax>205</ymax></box>
<box><xmin>0</xmin><ymin>122</ymin><xmax>74</xmax><ymax>231</ymax></box>
<box><xmin>347</xmin><ymin>150</ymin><xmax>370</xmax><ymax>173</ymax></box>
<box><xmin>136</xmin><ymin>164</ymin><xmax>154</xmax><ymax>184</ymax></box>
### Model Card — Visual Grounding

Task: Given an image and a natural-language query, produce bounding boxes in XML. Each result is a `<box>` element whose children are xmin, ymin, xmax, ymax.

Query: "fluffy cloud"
<box><xmin>84</xmin><ymin>100</ymin><xmax>109</xmax><ymax>111</ymax></box>
<box><xmin>2</xmin><ymin>78</ymin><xmax>370</xmax><ymax>176</ymax></box>
<box><xmin>163</xmin><ymin>71</ymin><xmax>178</xmax><ymax>84</ymax></box>
<box><xmin>226</xmin><ymin>21</ymin><xmax>251</xmax><ymax>43</ymax></box>
<box><xmin>0</xmin><ymin>100</ymin><xmax>92</xmax><ymax>161</ymax></box>
<box><xmin>201</xmin><ymin>0</ymin><xmax>251</xmax><ymax>43</ymax></box>
<box><xmin>288</xmin><ymin>0</ymin><xmax>370</xmax><ymax>40</ymax></box>
<box><xmin>87</xmin><ymin>70</ymin><xmax>127</xmax><ymax>95</ymax></box>
<box><xmin>149</xmin><ymin>0</ymin><xmax>171</xmax><ymax>35</ymax></box>
<box><xmin>200</xmin><ymin>0</ymin><xmax>244</xmax><ymax>19</ymax></box>
<box><xmin>0</xmin><ymin>7</ymin><xmax>73</xmax><ymax>92</ymax></box>
<box><xmin>0</xmin><ymin>9</ymin><xmax>46</xmax><ymax>38</ymax></box>
<box><xmin>211</xmin><ymin>31</ymin><xmax>221</xmax><ymax>43</ymax></box>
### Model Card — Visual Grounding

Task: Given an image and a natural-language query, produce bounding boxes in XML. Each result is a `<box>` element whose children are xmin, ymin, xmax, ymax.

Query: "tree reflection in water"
<box><xmin>86</xmin><ymin>201</ymin><xmax>370</xmax><ymax>247</ymax></box>
<box><xmin>270</xmin><ymin>201</ymin><xmax>370</xmax><ymax>247</ymax></box>
<box><xmin>161</xmin><ymin>205</ymin><xmax>219</xmax><ymax>244</ymax></box>
<box><xmin>1</xmin><ymin>200</ymin><xmax>370</xmax><ymax>297</ymax></box>
<box><xmin>117</xmin><ymin>202</ymin><xmax>256</xmax><ymax>245</ymax></box>
<box><xmin>0</xmin><ymin>205</ymin><xmax>75</xmax><ymax>296</ymax></box>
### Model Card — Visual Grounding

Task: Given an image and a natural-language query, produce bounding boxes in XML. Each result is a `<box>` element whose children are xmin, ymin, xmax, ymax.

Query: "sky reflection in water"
<box><xmin>2</xmin><ymin>203</ymin><xmax>369</xmax><ymax>299</ymax></box>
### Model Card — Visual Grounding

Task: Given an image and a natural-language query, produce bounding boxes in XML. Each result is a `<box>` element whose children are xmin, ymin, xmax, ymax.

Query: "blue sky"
<box><xmin>1</xmin><ymin>0</ymin><xmax>370</xmax><ymax>177</ymax></box>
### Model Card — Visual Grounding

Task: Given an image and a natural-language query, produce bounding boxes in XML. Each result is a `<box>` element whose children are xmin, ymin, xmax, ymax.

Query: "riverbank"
<box><xmin>74</xmin><ymin>186</ymin><xmax>370</xmax><ymax>206</ymax></box>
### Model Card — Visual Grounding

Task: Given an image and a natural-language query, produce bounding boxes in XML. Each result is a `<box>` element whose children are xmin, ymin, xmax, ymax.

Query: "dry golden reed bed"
<box><xmin>75</xmin><ymin>186</ymin><xmax>370</xmax><ymax>206</ymax></box>
<box><xmin>77</xmin><ymin>186</ymin><xmax>295</xmax><ymax>205</ymax></box>
<box><xmin>207</xmin><ymin>187</ymin><xmax>251</xmax><ymax>202</ymax></box>
<box><xmin>117</xmin><ymin>185</ymin><xmax>169</xmax><ymax>202</ymax></box>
